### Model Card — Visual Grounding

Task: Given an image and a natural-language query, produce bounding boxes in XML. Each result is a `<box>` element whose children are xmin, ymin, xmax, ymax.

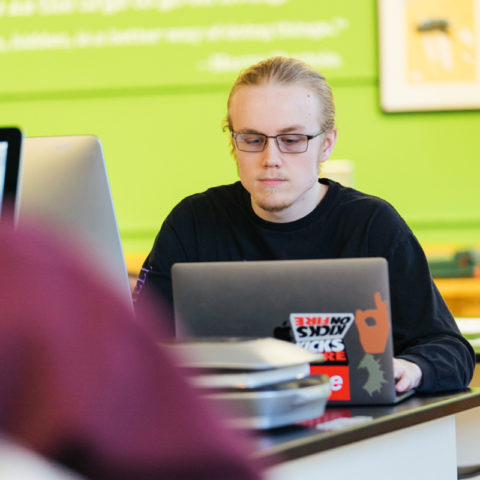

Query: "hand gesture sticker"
<box><xmin>355</xmin><ymin>292</ymin><xmax>390</xmax><ymax>354</ymax></box>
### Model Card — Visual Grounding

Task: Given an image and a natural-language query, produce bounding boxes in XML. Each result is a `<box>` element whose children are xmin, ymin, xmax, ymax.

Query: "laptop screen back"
<box><xmin>172</xmin><ymin>257</ymin><xmax>406</xmax><ymax>404</ymax></box>
<box><xmin>17</xmin><ymin>135</ymin><xmax>132</xmax><ymax>306</ymax></box>
<box><xmin>172</xmin><ymin>258</ymin><xmax>391</xmax><ymax>341</ymax></box>
<box><xmin>0</xmin><ymin>127</ymin><xmax>22</xmax><ymax>223</ymax></box>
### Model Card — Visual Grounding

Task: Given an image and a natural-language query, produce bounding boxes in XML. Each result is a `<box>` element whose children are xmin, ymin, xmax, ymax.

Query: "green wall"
<box><xmin>1</xmin><ymin>0</ymin><xmax>479</xmax><ymax>257</ymax></box>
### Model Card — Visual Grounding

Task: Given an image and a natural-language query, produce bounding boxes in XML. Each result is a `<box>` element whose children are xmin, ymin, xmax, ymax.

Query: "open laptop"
<box><xmin>0</xmin><ymin>127</ymin><xmax>23</xmax><ymax>223</ymax></box>
<box><xmin>172</xmin><ymin>258</ymin><xmax>414</xmax><ymax>405</ymax></box>
<box><xmin>17</xmin><ymin>135</ymin><xmax>132</xmax><ymax>307</ymax></box>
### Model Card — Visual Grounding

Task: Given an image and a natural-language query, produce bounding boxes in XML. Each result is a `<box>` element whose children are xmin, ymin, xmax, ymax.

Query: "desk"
<box><xmin>256</xmin><ymin>388</ymin><xmax>480</xmax><ymax>480</ymax></box>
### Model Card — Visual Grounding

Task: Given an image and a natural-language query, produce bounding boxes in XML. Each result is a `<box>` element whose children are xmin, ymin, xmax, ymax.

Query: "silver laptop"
<box><xmin>17</xmin><ymin>135</ymin><xmax>132</xmax><ymax>307</ymax></box>
<box><xmin>172</xmin><ymin>258</ymin><xmax>414</xmax><ymax>405</ymax></box>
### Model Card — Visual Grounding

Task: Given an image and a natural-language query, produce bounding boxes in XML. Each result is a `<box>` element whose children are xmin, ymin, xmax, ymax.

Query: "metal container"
<box><xmin>206</xmin><ymin>375</ymin><xmax>330</xmax><ymax>429</ymax></box>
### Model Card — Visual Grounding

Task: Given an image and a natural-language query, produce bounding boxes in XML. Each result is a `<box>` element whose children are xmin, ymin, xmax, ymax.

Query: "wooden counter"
<box><xmin>434</xmin><ymin>277</ymin><xmax>480</xmax><ymax>317</ymax></box>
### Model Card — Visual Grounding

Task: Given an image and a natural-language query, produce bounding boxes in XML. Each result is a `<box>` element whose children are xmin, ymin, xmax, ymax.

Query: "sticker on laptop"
<box><xmin>289</xmin><ymin>313</ymin><xmax>355</xmax><ymax>357</ymax></box>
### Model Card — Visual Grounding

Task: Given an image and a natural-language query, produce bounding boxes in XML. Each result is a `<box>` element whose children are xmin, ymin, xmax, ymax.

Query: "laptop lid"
<box><xmin>0</xmin><ymin>127</ymin><xmax>23</xmax><ymax>223</ymax></box>
<box><xmin>17</xmin><ymin>135</ymin><xmax>132</xmax><ymax>307</ymax></box>
<box><xmin>172</xmin><ymin>258</ymin><xmax>409</xmax><ymax>405</ymax></box>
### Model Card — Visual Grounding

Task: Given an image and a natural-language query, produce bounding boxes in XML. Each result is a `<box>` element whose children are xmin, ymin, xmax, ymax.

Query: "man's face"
<box><xmin>229</xmin><ymin>83</ymin><xmax>336</xmax><ymax>223</ymax></box>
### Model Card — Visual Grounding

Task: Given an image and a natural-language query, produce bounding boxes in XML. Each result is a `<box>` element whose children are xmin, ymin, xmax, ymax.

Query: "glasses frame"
<box><xmin>232</xmin><ymin>130</ymin><xmax>325</xmax><ymax>154</ymax></box>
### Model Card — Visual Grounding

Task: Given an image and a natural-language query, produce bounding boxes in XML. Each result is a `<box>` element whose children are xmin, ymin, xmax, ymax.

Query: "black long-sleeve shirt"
<box><xmin>135</xmin><ymin>178</ymin><xmax>475</xmax><ymax>393</ymax></box>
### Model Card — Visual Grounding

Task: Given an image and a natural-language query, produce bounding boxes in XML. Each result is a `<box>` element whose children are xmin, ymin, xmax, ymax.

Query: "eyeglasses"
<box><xmin>232</xmin><ymin>131</ymin><xmax>324</xmax><ymax>154</ymax></box>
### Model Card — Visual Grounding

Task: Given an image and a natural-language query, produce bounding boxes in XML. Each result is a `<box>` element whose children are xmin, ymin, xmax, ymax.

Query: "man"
<box><xmin>0</xmin><ymin>221</ymin><xmax>262</xmax><ymax>480</ymax></box>
<box><xmin>134</xmin><ymin>56</ymin><xmax>474</xmax><ymax>395</ymax></box>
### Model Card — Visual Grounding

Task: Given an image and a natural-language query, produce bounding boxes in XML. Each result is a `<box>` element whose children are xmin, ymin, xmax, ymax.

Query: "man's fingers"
<box><xmin>393</xmin><ymin>358</ymin><xmax>422</xmax><ymax>392</ymax></box>
<box><xmin>395</xmin><ymin>374</ymin><xmax>411</xmax><ymax>393</ymax></box>
<box><xmin>393</xmin><ymin>358</ymin><xmax>405</xmax><ymax>380</ymax></box>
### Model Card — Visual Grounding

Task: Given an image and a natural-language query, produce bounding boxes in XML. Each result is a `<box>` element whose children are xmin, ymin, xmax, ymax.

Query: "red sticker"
<box><xmin>310</xmin><ymin>365</ymin><xmax>351</xmax><ymax>401</ymax></box>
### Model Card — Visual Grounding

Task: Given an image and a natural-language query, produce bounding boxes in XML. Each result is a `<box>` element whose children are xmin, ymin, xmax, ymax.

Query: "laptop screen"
<box><xmin>0</xmin><ymin>127</ymin><xmax>23</xmax><ymax>222</ymax></box>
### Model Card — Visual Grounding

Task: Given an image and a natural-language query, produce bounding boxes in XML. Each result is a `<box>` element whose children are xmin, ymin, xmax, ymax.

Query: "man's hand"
<box><xmin>393</xmin><ymin>358</ymin><xmax>422</xmax><ymax>393</ymax></box>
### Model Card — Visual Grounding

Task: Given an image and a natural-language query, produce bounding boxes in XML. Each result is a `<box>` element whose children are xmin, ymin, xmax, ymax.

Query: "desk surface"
<box><xmin>255</xmin><ymin>388</ymin><xmax>480</xmax><ymax>465</ymax></box>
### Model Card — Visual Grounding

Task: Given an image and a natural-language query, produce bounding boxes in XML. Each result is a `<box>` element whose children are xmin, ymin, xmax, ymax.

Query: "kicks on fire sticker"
<box><xmin>289</xmin><ymin>313</ymin><xmax>355</xmax><ymax>357</ymax></box>
<box><xmin>289</xmin><ymin>313</ymin><xmax>355</xmax><ymax>401</ymax></box>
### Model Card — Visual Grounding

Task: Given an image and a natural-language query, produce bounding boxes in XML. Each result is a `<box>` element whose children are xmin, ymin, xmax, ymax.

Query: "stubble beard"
<box><xmin>256</xmin><ymin>198</ymin><xmax>293</xmax><ymax>213</ymax></box>
<box><xmin>254</xmin><ymin>177</ymin><xmax>321</xmax><ymax>215</ymax></box>
<box><xmin>254</xmin><ymin>187</ymin><xmax>293</xmax><ymax>213</ymax></box>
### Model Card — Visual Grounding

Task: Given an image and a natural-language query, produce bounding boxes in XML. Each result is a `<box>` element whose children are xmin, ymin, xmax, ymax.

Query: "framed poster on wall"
<box><xmin>378</xmin><ymin>0</ymin><xmax>480</xmax><ymax>112</ymax></box>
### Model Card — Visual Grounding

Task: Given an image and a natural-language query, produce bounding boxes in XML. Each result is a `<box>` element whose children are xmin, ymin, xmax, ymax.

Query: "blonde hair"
<box><xmin>223</xmin><ymin>56</ymin><xmax>336</xmax><ymax>136</ymax></box>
